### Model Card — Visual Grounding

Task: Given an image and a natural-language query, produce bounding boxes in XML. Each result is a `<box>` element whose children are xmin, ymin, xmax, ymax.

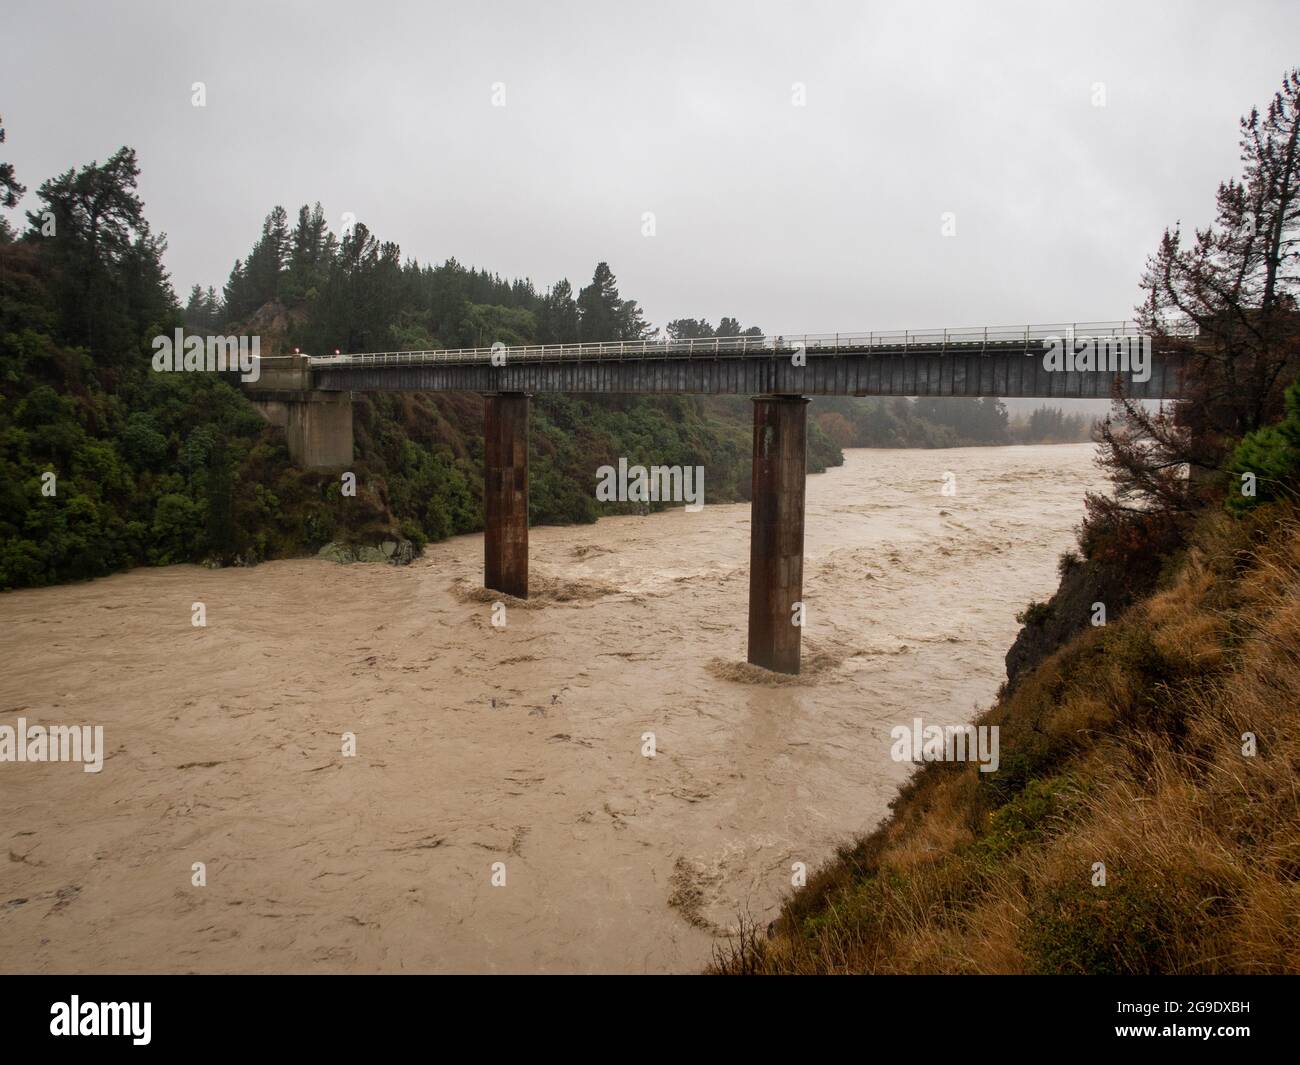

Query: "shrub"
<box><xmin>1227</xmin><ymin>374</ymin><xmax>1300</xmax><ymax>511</ymax></box>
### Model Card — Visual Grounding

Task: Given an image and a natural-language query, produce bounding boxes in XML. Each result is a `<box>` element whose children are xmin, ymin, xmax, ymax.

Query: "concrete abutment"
<box><xmin>246</xmin><ymin>356</ymin><xmax>354</xmax><ymax>470</ymax></box>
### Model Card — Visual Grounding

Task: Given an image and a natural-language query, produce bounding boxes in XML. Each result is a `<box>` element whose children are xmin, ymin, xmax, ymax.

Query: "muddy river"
<box><xmin>0</xmin><ymin>443</ymin><xmax>1105</xmax><ymax>972</ymax></box>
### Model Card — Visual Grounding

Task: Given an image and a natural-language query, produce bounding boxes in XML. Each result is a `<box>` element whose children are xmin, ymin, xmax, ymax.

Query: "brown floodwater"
<box><xmin>0</xmin><ymin>443</ymin><xmax>1106</xmax><ymax>973</ymax></box>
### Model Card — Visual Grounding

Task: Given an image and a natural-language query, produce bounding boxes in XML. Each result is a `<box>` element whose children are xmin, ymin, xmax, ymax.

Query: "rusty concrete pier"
<box><xmin>747</xmin><ymin>396</ymin><xmax>809</xmax><ymax>674</ymax></box>
<box><xmin>483</xmin><ymin>392</ymin><xmax>530</xmax><ymax>599</ymax></box>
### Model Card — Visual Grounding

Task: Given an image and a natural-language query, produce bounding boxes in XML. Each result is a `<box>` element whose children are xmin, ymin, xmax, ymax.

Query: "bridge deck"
<box><xmin>256</xmin><ymin>321</ymin><xmax>1194</xmax><ymax>400</ymax></box>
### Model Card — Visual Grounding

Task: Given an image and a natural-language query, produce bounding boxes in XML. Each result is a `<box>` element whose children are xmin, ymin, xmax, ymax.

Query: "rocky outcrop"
<box><xmin>315</xmin><ymin>540</ymin><xmax>418</xmax><ymax>566</ymax></box>
<box><xmin>1003</xmin><ymin>554</ymin><xmax>1161</xmax><ymax>692</ymax></box>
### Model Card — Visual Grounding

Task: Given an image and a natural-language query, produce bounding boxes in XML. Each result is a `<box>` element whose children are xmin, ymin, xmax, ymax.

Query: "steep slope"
<box><xmin>713</xmin><ymin>502</ymin><xmax>1300</xmax><ymax>974</ymax></box>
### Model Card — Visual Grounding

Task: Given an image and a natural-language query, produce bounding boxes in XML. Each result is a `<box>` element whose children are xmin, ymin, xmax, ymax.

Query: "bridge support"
<box><xmin>747</xmin><ymin>395</ymin><xmax>809</xmax><ymax>674</ymax></box>
<box><xmin>249</xmin><ymin>390</ymin><xmax>353</xmax><ymax>470</ymax></box>
<box><xmin>286</xmin><ymin>393</ymin><xmax>353</xmax><ymax>469</ymax></box>
<box><xmin>484</xmin><ymin>392</ymin><xmax>530</xmax><ymax>599</ymax></box>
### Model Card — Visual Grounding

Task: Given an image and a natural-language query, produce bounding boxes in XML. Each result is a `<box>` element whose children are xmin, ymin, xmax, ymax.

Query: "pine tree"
<box><xmin>204</xmin><ymin>286</ymin><xmax>222</xmax><ymax>328</ymax></box>
<box><xmin>1096</xmin><ymin>66</ymin><xmax>1300</xmax><ymax>524</ymax></box>
<box><xmin>243</xmin><ymin>206</ymin><xmax>289</xmax><ymax>309</ymax></box>
<box><xmin>0</xmin><ymin>114</ymin><xmax>24</xmax><ymax>216</ymax></box>
<box><xmin>223</xmin><ymin>258</ymin><xmax>250</xmax><ymax>322</ymax></box>
<box><xmin>287</xmin><ymin>202</ymin><xmax>331</xmax><ymax>297</ymax></box>
<box><xmin>577</xmin><ymin>262</ymin><xmax>654</xmax><ymax>341</ymax></box>
<box><xmin>667</xmin><ymin>318</ymin><xmax>715</xmax><ymax>340</ymax></box>
<box><xmin>24</xmin><ymin>147</ymin><xmax>161</xmax><ymax>355</ymax></box>
<box><xmin>539</xmin><ymin>280</ymin><xmax>579</xmax><ymax>343</ymax></box>
<box><xmin>577</xmin><ymin>262</ymin><xmax>620</xmax><ymax>340</ymax></box>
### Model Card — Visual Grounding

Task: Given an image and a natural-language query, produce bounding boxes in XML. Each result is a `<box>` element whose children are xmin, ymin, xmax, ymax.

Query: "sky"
<box><xmin>3</xmin><ymin>0</ymin><xmax>1299</xmax><ymax>338</ymax></box>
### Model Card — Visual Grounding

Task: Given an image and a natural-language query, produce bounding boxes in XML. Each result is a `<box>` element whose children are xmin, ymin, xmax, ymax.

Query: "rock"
<box><xmin>316</xmin><ymin>542</ymin><xmax>357</xmax><ymax>564</ymax></box>
<box><xmin>1004</xmin><ymin>554</ymin><xmax>1162</xmax><ymax>693</ymax></box>
<box><xmin>316</xmin><ymin>539</ymin><xmax>419</xmax><ymax>566</ymax></box>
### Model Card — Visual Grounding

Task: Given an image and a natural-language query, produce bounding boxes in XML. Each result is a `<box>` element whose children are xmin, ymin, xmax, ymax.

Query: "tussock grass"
<box><xmin>712</xmin><ymin>504</ymin><xmax>1300</xmax><ymax>974</ymax></box>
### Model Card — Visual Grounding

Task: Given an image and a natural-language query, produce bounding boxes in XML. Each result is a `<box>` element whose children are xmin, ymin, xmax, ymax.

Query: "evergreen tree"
<box><xmin>577</xmin><ymin>262</ymin><xmax>653</xmax><ymax>341</ymax></box>
<box><xmin>205</xmin><ymin>285</ymin><xmax>222</xmax><ymax>327</ymax></box>
<box><xmin>0</xmin><ymin>114</ymin><xmax>24</xmax><ymax>222</ymax></box>
<box><xmin>184</xmin><ymin>284</ymin><xmax>206</xmax><ymax>328</ymax></box>
<box><xmin>184</xmin><ymin>283</ymin><xmax>224</xmax><ymax>332</ymax></box>
<box><xmin>429</xmin><ymin>257</ymin><xmax>471</xmax><ymax>347</ymax></box>
<box><xmin>24</xmin><ymin>146</ymin><xmax>166</xmax><ymax>356</ymax></box>
<box><xmin>223</xmin><ymin>258</ymin><xmax>251</xmax><ymax>322</ymax></box>
<box><xmin>538</xmin><ymin>279</ymin><xmax>579</xmax><ymax>343</ymax></box>
<box><xmin>241</xmin><ymin>205</ymin><xmax>289</xmax><ymax>310</ymax></box>
<box><xmin>668</xmin><ymin>317</ymin><xmax>763</xmax><ymax>341</ymax></box>
<box><xmin>1100</xmin><ymin>66</ymin><xmax>1300</xmax><ymax>522</ymax></box>
<box><xmin>577</xmin><ymin>262</ymin><xmax>620</xmax><ymax>340</ymax></box>
<box><xmin>667</xmin><ymin>318</ymin><xmax>715</xmax><ymax>339</ymax></box>
<box><xmin>287</xmin><ymin>202</ymin><xmax>331</xmax><ymax>298</ymax></box>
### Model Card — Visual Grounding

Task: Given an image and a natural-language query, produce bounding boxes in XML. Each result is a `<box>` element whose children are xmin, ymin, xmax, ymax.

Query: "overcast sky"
<box><xmin>3</xmin><ymin>0</ymin><xmax>1299</xmax><ymax>337</ymax></box>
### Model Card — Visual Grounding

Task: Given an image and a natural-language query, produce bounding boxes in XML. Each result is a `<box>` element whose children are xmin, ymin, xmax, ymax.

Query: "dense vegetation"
<box><xmin>713</xmin><ymin>67</ymin><xmax>1300</xmax><ymax>976</ymax></box>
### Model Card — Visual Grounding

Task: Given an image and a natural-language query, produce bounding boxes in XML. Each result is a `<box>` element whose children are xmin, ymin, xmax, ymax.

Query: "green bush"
<box><xmin>1025</xmin><ymin>873</ymin><xmax>1216</xmax><ymax>975</ymax></box>
<box><xmin>966</xmin><ymin>775</ymin><xmax>1079</xmax><ymax>865</ymax></box>
<box><xmin>1228</xmin><ymin>374</ymin><xmax>1300</xmax><ymax>511</ymax></box>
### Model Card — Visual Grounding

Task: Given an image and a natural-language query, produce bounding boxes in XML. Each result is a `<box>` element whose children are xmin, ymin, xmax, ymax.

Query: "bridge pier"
<box><xmin>483</xmin><ymin>392</ymin><xmax>530</xmax><ymax>599</ymax></box>
<box><xmin>285</xmin><ymin>393</ymin><xmax>353</xmax><ymax>469</ymax></box>
<box><xmin>748</xmin><ymin>395</ymin><xmax>809</xmax><ymax>674</ymax></box>
<box><xmin>249</xmin><ymin>390</ymin><xmax>353</xmax><ymax>470</ymax></box>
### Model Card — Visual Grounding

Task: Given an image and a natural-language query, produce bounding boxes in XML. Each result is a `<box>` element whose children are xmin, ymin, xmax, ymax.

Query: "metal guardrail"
<box><xmin>285</xmin><ymin>320</ymin><xmax>1198</xmax><ymax>368</ymax></box>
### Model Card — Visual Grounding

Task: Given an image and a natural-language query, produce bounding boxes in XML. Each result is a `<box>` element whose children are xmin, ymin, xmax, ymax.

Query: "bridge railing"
<box><xmin>306</xmin><ymin>319</ymin><xmax>1198</xmax><ymax>368</ymax></box>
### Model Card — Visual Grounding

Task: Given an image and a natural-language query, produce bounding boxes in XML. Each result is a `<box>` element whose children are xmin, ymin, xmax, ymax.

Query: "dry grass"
<box><xmin>711</xmin><ymin>504</ymin><xmax>1300</xmax><ymax>974</ymax></box>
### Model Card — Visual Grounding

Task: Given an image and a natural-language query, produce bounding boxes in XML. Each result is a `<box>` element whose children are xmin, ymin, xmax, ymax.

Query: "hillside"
<box><xmin>712</xmin><ymin>496</ymin><xmax>1300</xmax><ymax>974</ymax></box>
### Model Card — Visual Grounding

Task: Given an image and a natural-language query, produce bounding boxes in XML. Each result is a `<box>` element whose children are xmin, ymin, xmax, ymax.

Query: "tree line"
<box><xmin>205</xmin><ymin>202</ymin><xmax>671</xmax><ymax>355</ymax></box>
<box><xmin>813</xmin><ymin>396</ymin><xmax>1093</xmax><ymax>448</ymax></box>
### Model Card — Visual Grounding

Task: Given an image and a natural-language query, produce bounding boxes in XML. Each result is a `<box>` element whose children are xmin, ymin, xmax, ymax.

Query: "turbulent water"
<box><xmin>0</xmin><ymin>443</ymin><xmax>1107</xmax><ymax>973</ymax></box>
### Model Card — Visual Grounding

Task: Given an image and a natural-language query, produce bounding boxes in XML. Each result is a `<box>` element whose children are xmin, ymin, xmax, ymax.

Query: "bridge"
<box><xmin>246</xmin><ymin>321</ymin><xmax>1193</xmax><ymax>674</ymax></box>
